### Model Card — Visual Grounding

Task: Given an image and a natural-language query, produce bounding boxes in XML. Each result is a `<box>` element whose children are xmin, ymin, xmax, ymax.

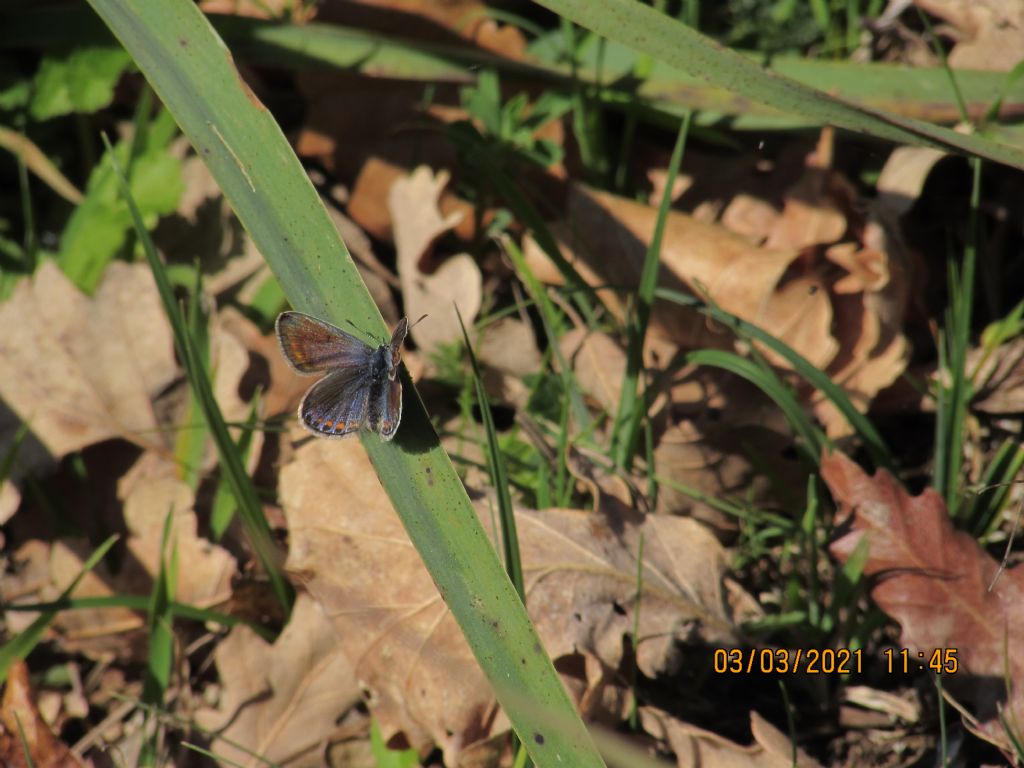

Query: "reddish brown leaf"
<box><xmin>0</xmin><ymin>660</ymin><xmax>84</xmax><ymax>768</ymax></box>
<box><xmin>822</xmin><ymin>451</ymin><xmax>1024</xmax><ymax>750</ymax></box>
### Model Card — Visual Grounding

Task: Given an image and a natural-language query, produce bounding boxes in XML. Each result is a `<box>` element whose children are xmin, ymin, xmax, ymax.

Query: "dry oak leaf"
<box><xmin>475</xmin><ymin>316</ymin><xmax>543</xmax><ymax>409</ymax></box>
<box><xmin>640</xmin><ymin>707</ymin><xmax>822</xmax><ymax>768</ymax></box>
<box><xmin>522</xmin><ymin>184</ymin><xmax>838</xmax><ymax>371</ymax></box>
<box><xmin>389</xmin><ymin>165</ymin><xmax>482</xmax><ymax>355</ymax></box>
<box><xmin>281</xmin><ymin>437</ymin><xmax>756</xmax><ymax>763</ymax></box>
<box><xmin>0</xmin><ymin>261</ymin><xmax>177</xmax><ymax>463</ymax></box>
<box><xmin>763</xmin><ymin>128</ymin><xmax>849</xmax><ymax>252</ymax></box>
<box><xmin>560</xmin><ymin>329</ymin><xmax>627</xmax><ymax>414</ymax></box>
<box><xmin>822</xmin><ymin>450</ymin><xmax>1024</xmax><ymax>751</ymax></box>
<box><xmin>653</xmin><ymin>418</ymin><xmax>799</xmax><ymax>537</ymax></box>
<box><xmin>915</xmin><ymin>0</ymin><xmax>1024</xmax><ymax>71</ymax></box>
<box><xmin>2</xmin><ymin>456</ymin><xmax>235</xmax><ymax>658</ymax></box>
<box><xmin>875</xmin><ymin>146</ymin><xmax>947</xmax><ymax>219</ymax></box>
<box><xmin>196</xmin><ymin>593</ymin><xmax>360</xmax><ymax>768</ymax></box>
<box><xmin>970</xmin><ymin>335</ymin><xmax>1024</xmax><ymax>414</ymax></box>
<box><xmin>0</xmin><ymin>660</ymin><xmax>86</xmax><ymax>768</ymax></box>
<box><xmin>810</xmin><ymin>225</ymin><xmax>911</xmax><ymax>438</ymax></box>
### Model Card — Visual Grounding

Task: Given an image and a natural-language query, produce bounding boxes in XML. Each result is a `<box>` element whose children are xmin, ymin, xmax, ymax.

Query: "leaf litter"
<box><xmin>2</xmin><ymin>1</ymin><xmax>1024</xmax><ymax>766</ymax></box>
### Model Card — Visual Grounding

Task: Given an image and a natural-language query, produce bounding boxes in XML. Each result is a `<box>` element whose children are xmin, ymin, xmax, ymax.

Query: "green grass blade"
<box><xmin>471</xmin><ymin>148</ymin><xmax>601</xmax><ymax>324</ymax></box>
<box><xmin>11</xmin><ymin>7</ymin><xmax>1024</xmax><ymax>154</ymax></box>
<box><xmin>371</xmin><ymin>718</ymin><xmax>420</xmax><ymax>768</ymax></box>
<box><xmin>0</xmin><ymin>535</ymin><xmax>119</xmax><ymax>681</ymax></box>
<box><xmin>10</xmin><ymin>6</ymin><xmax>1024</xmax><ymax>139</ymax></box>
<box><xmin>657</xmin><ymin>287</ymin><xmax>893</xmax><ymax>470</ymax></box>
<box><xmin>210</xmin><ymin>393</ymin><xmax>261</xmax><ymax>540</ymax></box>
<box><xmin>935</xmin><ymin>158</ymin><xmax>982</xmax><ymax>518</ymax></box>
<box><xmin>87</xmin><ymin>3</ymin><xmax>604</xmax><ymax>764</ymax></box>
<box><xmin>502</xmin><ymin>236</ymin><xmax>593</xmax><ymax>433</ymax></box>
<box><xmin>457</xmin><ymin>309</ymin><xmax>525</xmax><ymax>601</ymax></box>
<box><xmin>530</xmin><ymin>0</ymin><xmax>1024</xmax><ymax>170</ymax></box>
<box><xmin>610</xmin><ymin>112</ymin><xmax>689</xmax><ymax>469</ymax></box>
<box><xmin>141</xmin><ymin>508</ymin><xmax>177</xmax><ymax>763</ymax></box>
<box><xmin>102</xmin><ymin>134</ymin><xmax>294</xmax><ymax>615</ymax></box>
<box><xmin>5</xmin><ymin>595</ymin><xmax>274</xmax><ymax>641</ymax></box>
<box><xmin>968</xmin><ymin>441</ymin><xmax>1024</xmax><ymax>540</ymax></box>
<box><xmin>800</xmin><ymin>477</ymin><xmax>821</xmax><ymax>630</ymax></box>
<box><xmin>143</xmin><ymin>509</ymin><xmax>176</xmax><ymax>708</ymax></box>
<box><xmin>685</xmin><ymin>349</ymin><xmax>826</xmax><ymax>464</ymax></box>
<box><xmin>174</xmin><ymin>268</ymin><xmax>212</xmax><ymax>490</ymax></box>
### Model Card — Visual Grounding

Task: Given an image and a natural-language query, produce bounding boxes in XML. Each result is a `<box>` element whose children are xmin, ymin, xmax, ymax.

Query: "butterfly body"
<box><xmin>276</xmin><ymin>312</ymin><xmax>409</xmax><ymax>440</ymax></box>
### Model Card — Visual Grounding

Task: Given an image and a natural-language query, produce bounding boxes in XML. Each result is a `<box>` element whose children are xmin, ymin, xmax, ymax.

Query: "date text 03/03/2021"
<box><xmin>712</xmin><ymin>647</ymin><xmax>959</xmax><ymax>675</ymax></box>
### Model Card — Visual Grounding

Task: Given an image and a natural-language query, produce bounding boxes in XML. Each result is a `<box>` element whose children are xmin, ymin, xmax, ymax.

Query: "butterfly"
<box><xmin>275</xmin><ymin>311</ymin><xmax>409</xmax><ymax>440</ymax></box>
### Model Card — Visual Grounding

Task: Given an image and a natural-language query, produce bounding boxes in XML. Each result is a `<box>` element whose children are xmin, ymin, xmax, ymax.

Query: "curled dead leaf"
<box><xmin>389</xmin><ymin>166</ymin><xmax>482</xmax><ymax>355</ymax></box>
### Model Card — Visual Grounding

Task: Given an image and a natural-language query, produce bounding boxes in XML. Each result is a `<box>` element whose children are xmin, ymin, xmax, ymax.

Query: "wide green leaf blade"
<box><xmin>83</xmin><ymin>2</ymin><xmax>603</xmax><ymax>765</ymax></box>
<box><xmin>531</xmin><ymin>0</ymin><xmax>1024</xmax><ymax>169</ymax></box>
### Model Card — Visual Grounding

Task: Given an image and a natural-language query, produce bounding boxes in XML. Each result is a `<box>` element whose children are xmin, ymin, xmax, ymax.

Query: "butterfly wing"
<box><xmin>369</xmin><ymin>317</ymin><xmax>408</xmax><ymax>440</ymax></box>
<box><xmin>370</xmin><ymin>377</ymin><xmax>403</xmax><ymax>440</ymax></box>
<box><xmin>276</xmin><ymin>311</ymin><xmax>374</xmax><ymax>374</ymax></box>
<box><xmin>298</xmin><ymin>367</ymin><xmax>371</xmax><ymax>438</ymax></box>
<box><xmin>388</xmin><ymin>317</ymin><xmax>410</xmax><ymax>367</ymax></box>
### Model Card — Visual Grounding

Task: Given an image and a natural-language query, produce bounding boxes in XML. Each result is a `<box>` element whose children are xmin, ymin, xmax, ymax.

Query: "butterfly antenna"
<box><xmin>410</xmin><ymin>314</ymin><xmax>428</xmax><ymax>330</ymax></box>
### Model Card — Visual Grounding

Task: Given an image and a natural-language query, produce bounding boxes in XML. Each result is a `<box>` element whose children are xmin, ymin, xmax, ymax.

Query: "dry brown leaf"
<box><xmin>155</xmin><ymin>153</ymin><xmax>259</xmax><ymax>297</ymax></box>
<box><xmin>640</xmin><ymin>707</ymin><xmax>822</xmax><ymax>768</ymax></box>
<box><xmin>476</xmin><ymin>317</ymin><xmax>542</xmax><ymax>408</ymax></box>
<box><xmin>477</xmin><ymin>317</ymin><xmax>541</xmax><ymax>378</ymax></box>
<box><xmin>0</xmin><ymin>660</ymin><xmax>85</xmax><ymax>768</ymax></box>
<box><xmin>646</xmin><ymin>167</ymin><xmax>695</xmax><ymax>207</ymax></box>
<box><xmin>212</xmin><ymin>309</ymin><xmax>257</xmax><ymax>428</ymax></box>
<box><xmin>841</xmin><ymin>685</ymin><xmax>921</xmax><ymax>726</ymax></box>
<box><xmin>389</xmin><ymin>166</ymin><xmax>482</xmax><ymax>355</ymax></box>
<box><xmin>813</xmin><ymin>216</ymin><xmax>911</xmax><ymax>437</ymax></box>
<box><xmin>560</xmin><ymin>329</ymin><xmax>627</xmax><ymax>414</ymax></box>
<box><xmin>196</xmin><ymin>593</ymin><xmax>360</xmax><ymax>767</ymax></box>
<box><xmin>653</xmin><ymin>417</ymin><xmax>798</xmax><ymax>535</ymax></box>
<box><xmin>296</xmin><ymin>71</ymin><xmax>464</xmax><ymax>212</ymax></box>
<box><xmin>326</xmin><ymin>0</ymin><xmax>527</xmax><ymax>57</ymax></box>
<box><xmin>876</xmin><ymin>146</ymin><xmax>947</xmax><ymax>219</ymax></box>
<box><xmin>719</xmin><ymin>193</ymin><xmax>780</xmax><ymax>244</ymax></box>
<box><xmin>522</xmin><ymin>184</ymin><xmax>838</xmax><ymax>370</ymax></box>
<box><xmin>200</xmin><ymin>0</ymin><xmax>314</xmax><ymax>20</ymax></box>
<box><xmin>0</xmin><ymin>481</ymin><xmax>20</xmax><ymax>527</ymax></box>
<box><xmin>915</xmin><ymin>0</ymin><xmax>1024</xmax><ymax>71</ymax></box>
<box><xmin>0</xmin><ymin>262</ymin><xmax>177</xmax><ymax>462</ymax></box>
<box><xmin>281</xmin><ymin>437</ymin><xmax>757</xmax><ymax>762</ymax></box>
<box><xmin>3</xmin><ymin>455</ymin><xmax>235</xmax><ymax>658</ymax></box>
<box><xmin>822</xmin><ymin>451</ymin><xmax>1024</xmax><ymax>751</ymax></box>
<box><xmin>763</xmin><ymin>130</ymin><xmax>848</xmax><ymax>252</ymax></box>
<box><xmin>971</xmin><ymin>336</ymin><xmax>1024</xmax><ymax>414</ymax></box>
